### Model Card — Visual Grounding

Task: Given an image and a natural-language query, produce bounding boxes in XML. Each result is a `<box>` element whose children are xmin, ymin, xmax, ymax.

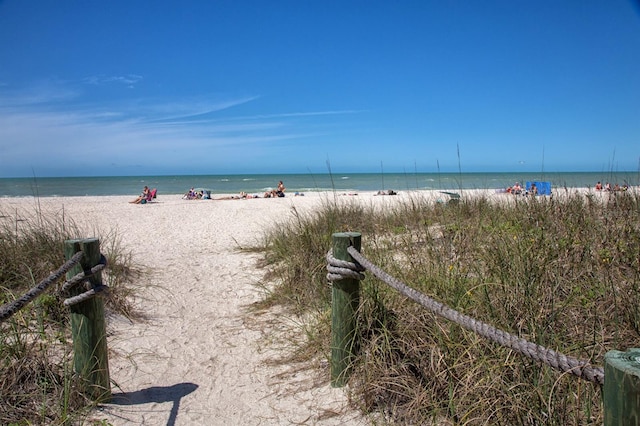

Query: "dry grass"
<box><xmin>259</xmin><ymin>190</ymin><xmax>640</xmax><ymax>425</ymax></box>
<box><xmin>0</xmin><ymin>207</ymin><xmax>140</xmax><ymax>425</ymax></box>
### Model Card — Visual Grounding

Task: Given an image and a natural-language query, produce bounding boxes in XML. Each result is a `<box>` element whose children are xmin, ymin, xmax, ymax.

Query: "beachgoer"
<box><xmin>183</xmin><ymin>187</ymin><xmax>197</xmax><ymax>199</ymax></box>
<box><xmin>529</xmin><ymin>183</ymin><xmax>537</xmax><ymax>196</ymax></box>
<box><xmin>266</xmin><ymin>180</ymin><xmax>286</xmax><ymax>198</ymax></box>
<box><xmin>130</xmin><ymin>186</ymin><xmax>150</xmax><ymax>204</ymax></box>
<box><xmin>595</xmin><ymin>181</ymin><xmax>602</xmax><ymax>191</ymax></box>
<box><xmin>512</xmin><ymin>182</ymin><xmax>522</xmax><ymax>195</ymax></box>
<box><xmin>605</xmin><ymin>182</ymin><xmax>611</xmax><ymax>191</ymax></box>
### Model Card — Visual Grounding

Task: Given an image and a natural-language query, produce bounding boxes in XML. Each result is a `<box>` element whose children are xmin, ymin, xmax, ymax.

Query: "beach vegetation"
<box><xmin>260</xmin><ymin>189</ymin><xmax>640</xmax><ymax>424</ymax></box>
<box><xmin>0</xmin><ymin>206</ymin><xmax>138</xmax><ymax>425</ymax></box>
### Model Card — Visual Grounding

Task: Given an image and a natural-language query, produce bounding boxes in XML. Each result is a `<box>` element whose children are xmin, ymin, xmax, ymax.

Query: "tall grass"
<box><xmin>259</xmin><ymin>190</ymin><xmax>640</xmax><ymax>424</ymax></box>
<box><xmin>0</xmin><ymin>206</ymin><xmax>140</xmax><ymax>425</ymax></box>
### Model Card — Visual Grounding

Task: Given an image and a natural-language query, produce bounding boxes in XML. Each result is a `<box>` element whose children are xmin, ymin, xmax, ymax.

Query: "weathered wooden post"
<box><xmin>604</xmin><ymin>348</ymin><xmax>640</xmax><ymax>425</ymax></box>
<box><xmin>331</xmin><ymin>232</ymin><xmax>362</xmax><ymax>387</ymax></box>
<box><xmin>64</xmin><ymin>238</ymin><xmax>111</xmax><ymax>402</ymax></box>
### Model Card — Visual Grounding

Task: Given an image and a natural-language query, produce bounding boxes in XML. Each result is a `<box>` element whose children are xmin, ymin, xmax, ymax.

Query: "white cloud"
<box><xmin>0</xmin><ymin>85</ymin><xmax>357</xmax><ymax>176</ymax></box>
<box><xmin>84</xmin><ymin>74</ymin><xmax>143</xmax><ymax>88</ymax></box>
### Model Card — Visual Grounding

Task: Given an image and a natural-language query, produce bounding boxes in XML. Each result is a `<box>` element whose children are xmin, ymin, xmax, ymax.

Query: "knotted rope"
<box><xmin>326</xmin><ymin>250</ymin><xmax>366</xmax><ymax>282</ymax></box>
<box><xmin>60</xmin><ymin>254</ymin><xmax>108</xmax><ymax>307</ymax></box>
<box><xmin>326</xmin><ymin>247</ymin><xmax>604</xmax><ymax>385</ymax></box>
<box><xmin>0</xmin><ymin>251</ymin><xmax>84</xmax><ymax>323</ymax></box>
<box><xmin>60</xmin><ymin>254</ymin><xmax>108</xmax><ymax>292</ymax></box>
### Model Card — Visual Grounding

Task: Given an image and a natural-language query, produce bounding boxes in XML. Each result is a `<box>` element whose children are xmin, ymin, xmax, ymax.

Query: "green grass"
<box><xmin>258</xmin><ymin>190</ymin><xmax>640</xmax><ymax>424</ymax></box>
<box><xmin>0</xmin><ymin>206</ymin><xmax>139</xmax><ymax>425</ymax></box>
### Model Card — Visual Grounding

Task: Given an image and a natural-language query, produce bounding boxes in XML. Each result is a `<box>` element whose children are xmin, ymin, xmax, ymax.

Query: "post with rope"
<box><xmin>330</xmin><ymin>232</ymin><xmax>362</xmax><ymax>387</ymax></box>
<box><xmin>64</xmin><ymin>238</ymin><xmax>111</xmax><ymax>402</ymax></box>
<box><xmin>604</xmin><ymin>348</ymin><xmax>640</xmax><ymax>425</ymax></box>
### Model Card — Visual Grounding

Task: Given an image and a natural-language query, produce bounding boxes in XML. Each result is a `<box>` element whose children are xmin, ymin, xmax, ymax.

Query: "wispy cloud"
<box><xmin>84</xmin><ymin>74</ymin><xmax>143</xmax><ymax>88</ymax></box>
<box><xmin>0</xmin><ymin>80</ymin><xmax>80</xmax><ymax>107</ymax></box>
<box><xmin>0</xmin><ymin>81</ymin><xmax>357</xmax><ymax>176</ymax></box>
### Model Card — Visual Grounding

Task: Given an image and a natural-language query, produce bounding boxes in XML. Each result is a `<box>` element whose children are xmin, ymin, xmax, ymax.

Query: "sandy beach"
<box><xmin>3</xmin><ymin>191</ymin><xmax>372</xmax><ymax>425</ymax></box>
<box><xmin>0</xmin><ymin>187</ymin><xmax>617</xmax><ymax>425</ymax></box>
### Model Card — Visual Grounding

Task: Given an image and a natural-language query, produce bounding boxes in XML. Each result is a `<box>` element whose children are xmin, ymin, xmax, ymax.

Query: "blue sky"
<box><xmin>0</xmin><ymin>1</ymin><xmax>639</xmax><ymax>177</ymax></box>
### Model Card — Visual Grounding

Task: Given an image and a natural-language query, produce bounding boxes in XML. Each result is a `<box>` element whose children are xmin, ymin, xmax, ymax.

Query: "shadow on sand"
<box><xmin>108</xmin><ymin>382</ymin><xmax>198</xmax><ymax>426</ymax></box>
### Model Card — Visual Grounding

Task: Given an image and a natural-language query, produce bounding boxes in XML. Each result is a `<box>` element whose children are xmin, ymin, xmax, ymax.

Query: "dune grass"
<box><xmin>0</xmin><ymin>206</ymin><xmax>140</xmax><ymax>425</ymax></box>
<box><xmin>259</xmin><ymin>189</ymin><xmax>640</xmax><ymax>424</ymax></box>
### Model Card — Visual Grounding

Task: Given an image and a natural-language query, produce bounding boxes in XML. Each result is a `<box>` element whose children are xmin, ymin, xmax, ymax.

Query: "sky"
<box><xmin>0</xmin><ymin>1</ymin><xmax>639</xmax><ymax>178</ymax></box>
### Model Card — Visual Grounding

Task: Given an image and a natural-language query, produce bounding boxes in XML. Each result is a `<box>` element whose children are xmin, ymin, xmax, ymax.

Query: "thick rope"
<box><xmin>63</xmin><ymin>285</ymin><xmax>109</xmax><ymax>306</ymax></box>
<box><xmin>326</xmin><ymin>251</ymin><xmax>366</xmax><ymax>281</ymax></box>
<box><xmin>0</xmin><ymin>251</ymin><xmax>84</xmax><ymax>323</ymax></box>
<box><xmin>332</xmin><ymin>246</ymin><xmax>604</xmax><ymax>385</ymax></box>
<box><xmin>60</xmin><ymin>254</ymin><xmax>108</xmax><ymax>293</ymax></box>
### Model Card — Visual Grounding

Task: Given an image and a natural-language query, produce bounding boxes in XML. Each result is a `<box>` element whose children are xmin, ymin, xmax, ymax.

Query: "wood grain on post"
<box><xmin>604</xmin><ymin>348</ymin><xmax>640</xmax><ymax>425</ymax></box>
<box><xmin>64</xmin><ymin>238</ymin><xmax>111</xmax><ymax>402</ymax></box>
<box><xmin>331</xmin><ymin>232</ymin><xmax>362</xmax><ymax>387</ymax></box>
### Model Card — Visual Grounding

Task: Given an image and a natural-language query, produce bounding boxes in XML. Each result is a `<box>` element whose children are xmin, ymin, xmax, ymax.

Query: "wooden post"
<box><xmin>331</xmin><ymin>232</ymin><xmax>362</xmax><ymax>387</ymax></box>
<box><xmin>604</xmin><ymin>348</ymin><xmax>640</xmax><ymax>425</ymax></box>
<box><xmin>64</xmin><ymin>238</ymin><xmax>111</xmax><ymax>402</ymax></box>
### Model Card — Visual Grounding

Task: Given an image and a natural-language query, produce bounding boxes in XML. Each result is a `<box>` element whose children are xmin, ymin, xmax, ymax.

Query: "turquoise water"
<box><xmin>0</xmin><ymin>172</ymin><xmax>638</xmax><ymax>197</ymax></box>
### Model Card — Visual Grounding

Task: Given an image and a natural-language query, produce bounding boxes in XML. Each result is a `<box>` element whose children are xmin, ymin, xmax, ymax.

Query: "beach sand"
<box><xmin>0</xmin><ymin>187</ymin><xmax>613</xmax><ymax>424</ymax></box>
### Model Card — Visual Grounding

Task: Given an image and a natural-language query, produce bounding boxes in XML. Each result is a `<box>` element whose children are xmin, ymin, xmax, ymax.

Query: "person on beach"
<box><xmin>183</xmin><ymin>188</ymin><xmax>197</xmax><ymax>199</ymax></box>
<box><xmin>529</xmin><ymin>183</ymin><xmax>537</xmax><ymax>196</ymax></box>
<box><xmin>265</xmin><ymin>180</ymin><xmax>286</xmax><ymax>198</ymax></box>
<box><xmin>512</xmin><ymin>182</ymin><xmax>522</xmax><ymax>195</ymax></box>
<box><xmin>217</xmin><ymin>191</ymin><xmax>259</xmax><ymax>200</ymax></box>
<box><xmin>595</xmin><ymin>181</ymin><xmax>603</xmax><ymax>191</ymax></box>
<box><xmin>130</xmin><ymin>186</ymin><xmax>150</xmax><ymax>204</ymax></box>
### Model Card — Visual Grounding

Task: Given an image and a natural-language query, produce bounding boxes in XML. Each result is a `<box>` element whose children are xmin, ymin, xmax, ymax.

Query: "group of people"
<box><xmin>506</xmin><ymin>182</ymin><xmax>537</xmax><ymax>196</ymax></box>
<box><xmin>595</xmin><ymin>181</ymin><xmax>628</xmax><ymax>192</ymax></box>
<box><xmin>216</xmin><ymin>180</ymin><xmax>287</xmax><ymax>199</ymax></box>
<box><xmin>506</xmin><ymin>182</ymin><xmax>523</xmax><ymax>195</ymax></box>
<box><xmin>183</xmin><ymin>188</ymin><xmax>211</xmax><ymax>200</ymax></box>
<box><xmin>132</xmin><ymin>180</ymin><xmax>291</xmax><ymax>202</ymax></box>
<box><xmin>178</xmin><ymin>180</ymin><xmax>287</xmax><ymax>200</ymax></box>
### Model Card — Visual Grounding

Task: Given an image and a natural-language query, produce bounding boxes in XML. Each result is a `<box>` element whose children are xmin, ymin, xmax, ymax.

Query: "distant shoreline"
<box><xmin>2</xmin><ymin>187</ymin><xmax>636</xmax><ymax>203</ymax></box>
<box><xmin>0</xmin><ymin>171</ymin><xmax>637</xmax><ymax>197</ymax></box>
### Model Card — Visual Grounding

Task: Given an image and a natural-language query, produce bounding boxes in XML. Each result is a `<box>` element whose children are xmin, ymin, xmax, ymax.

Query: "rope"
<box><xmin>327</xmin><ymin>246</ymin><xmax>605</xmax><ymax>385</ymax></box>
<box><xmin>60</xmin><ymin>254</ymin><xmax>109</xmax><ymax>306</ymax></box>
<box><xmin>326</xmin><ymin>251</ymin><xmax>366</xmax><ymax>281</ymax></box>
<box><xmin>0</xmin><ymin>251</ymin><xmax>84</xmax><ymax>323</ymax></box>
<box><xmin>60</xmin><ymin>254</ymin><xmax>108</xmax><ymax>293</ymax></box>
<box><xmin>63</xmin><ymin>285</ymin><xmax>109</xmax><ymax>307</ymax></box>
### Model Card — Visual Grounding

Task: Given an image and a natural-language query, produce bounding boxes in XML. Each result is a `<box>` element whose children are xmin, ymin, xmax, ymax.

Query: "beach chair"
<box><xmin>142</xmin><ymin>188</ymin><xmax>157</xmax><ymax>204</ymax></box>
<box><xmin>440</xmin><ymin>191</ymin><xmax>461</xmax><ymax>205</ymax></box>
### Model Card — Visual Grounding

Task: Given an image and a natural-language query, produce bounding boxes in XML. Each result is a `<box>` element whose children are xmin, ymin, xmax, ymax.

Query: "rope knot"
<box><xmin>326</xmin><ymin>249</ymin><xmax>366</xmax><ymax>282</ymax></box>
<box><xmin>60</xmin><ymin>254</ymin><xmax>109</xmax><ymax>306</ymax></box>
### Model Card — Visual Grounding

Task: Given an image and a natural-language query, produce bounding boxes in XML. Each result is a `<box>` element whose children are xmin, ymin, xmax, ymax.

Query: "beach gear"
<box><xmin>525</xmin><ymin>181</ymin><xmax>551</xmax><ymax>196</ymax></box>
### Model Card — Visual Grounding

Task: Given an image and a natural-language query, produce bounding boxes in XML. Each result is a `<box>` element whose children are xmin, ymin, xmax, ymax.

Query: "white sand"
<box><xmin>0</xmin><ymin>187</ymin><xmax>618</xmax><ymax>424</ymax></box>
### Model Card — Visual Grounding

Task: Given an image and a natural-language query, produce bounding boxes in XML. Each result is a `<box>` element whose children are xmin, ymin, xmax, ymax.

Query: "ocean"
<box><xmin>0</xmin><ymin>172</ymin><xmax>638</xmax><ymax>197</ymax></box>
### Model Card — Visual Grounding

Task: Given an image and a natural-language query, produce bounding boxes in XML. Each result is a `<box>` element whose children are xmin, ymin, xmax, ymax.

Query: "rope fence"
<box><xmin>0</xmin><ymin>252</ymin><xmax>108</xmax><ymax>323</ymax></box>
<box><xmin>1</xmin><ymin>238</ymin><xmax>111</xmax><ymax>402</ymax></box>
<box><xmin>326</xmin><ymin>232</ymin><xmax>640</xmax><ymax>424</ymax></box>
<box><xmin>327</xmin><ymin>247</ymin><xmax>604</xmax><ymax>384</ymax></box>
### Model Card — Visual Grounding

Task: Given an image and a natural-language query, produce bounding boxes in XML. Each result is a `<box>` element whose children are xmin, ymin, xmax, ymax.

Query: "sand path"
<box><xmin>4</xmin><ymin>194</ymin><xmax>366</xmax><ymax>425</ymax></box>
